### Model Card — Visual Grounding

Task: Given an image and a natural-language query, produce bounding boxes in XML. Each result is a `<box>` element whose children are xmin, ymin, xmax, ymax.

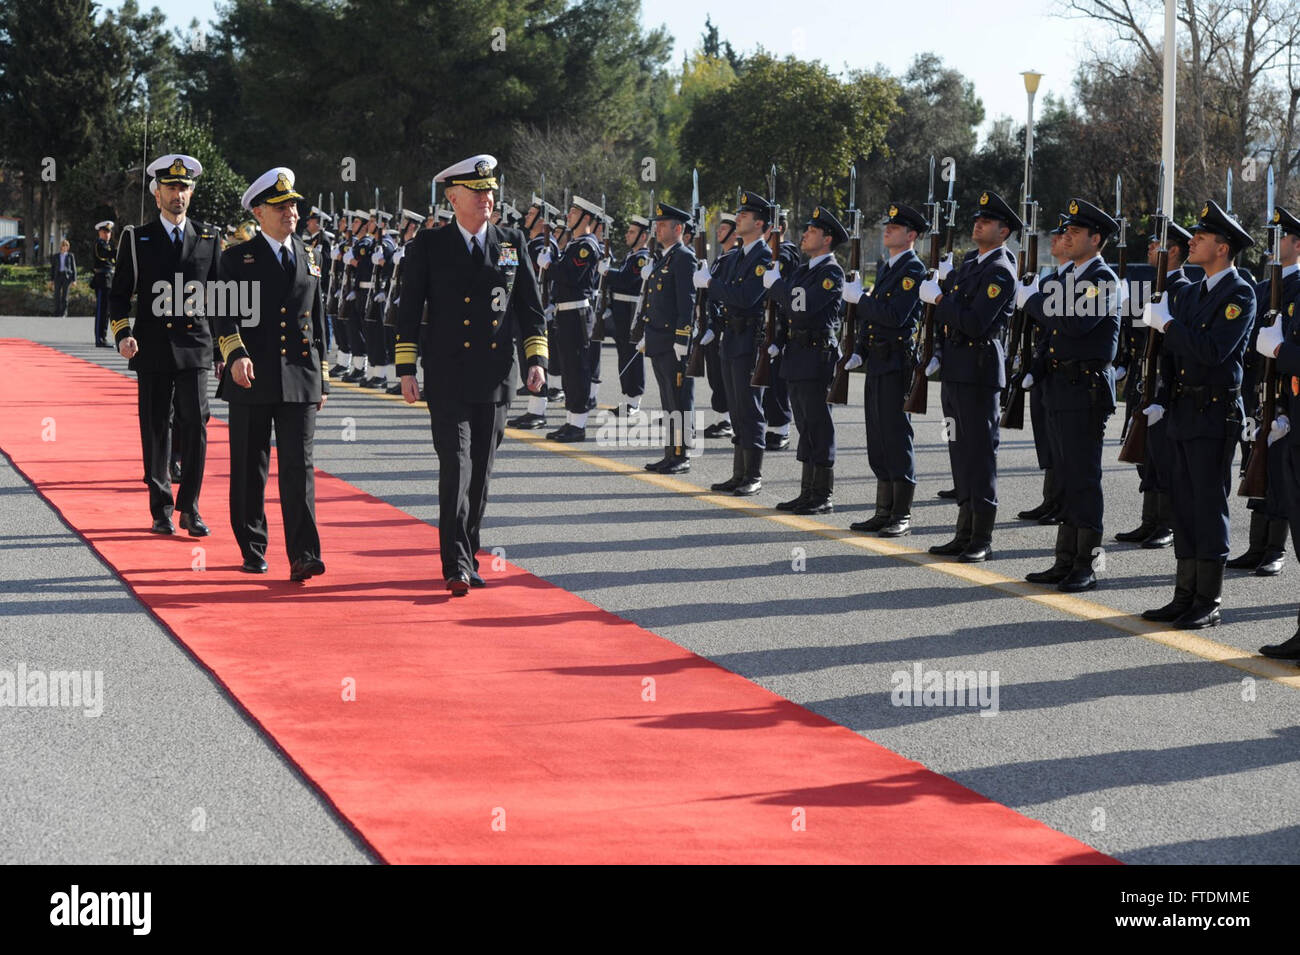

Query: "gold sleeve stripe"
<box><xmin>321</xmin><ymin>361</ymin><xmax>330</xmax><ymax>380</ymax></box>
<box><xmin>110</xmin><ymin>318</ymin><xmax>130</xmax><ymax>336</ymax></box>
<box><xmin>394</xmin><ymin>343</ymin><xmax>418</xmax><ymax>363</ymax></box>
<box><xmin>523</xmin><ymin>335</ymin><xmax>549</xmax><ymax>360</ymax></box>
<box><xmin>218</xmin><ymin>333</ymin><xmax>246</xmax><ymax>363</ymax></box>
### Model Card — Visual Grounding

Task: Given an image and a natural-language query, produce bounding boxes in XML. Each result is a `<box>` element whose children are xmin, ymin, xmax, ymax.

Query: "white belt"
<box><xmin>358</xmin><ymin>281</ymin><xmax>374</xmax><ymax>289</ymax></box>
<box><xmin>555</xmin><ymin>300</ymin><xmax>591</xmax><ymax>312</ymax></box>
<box><xmin>612</xmin><ymin>293</ymin><xmax>639</xmax><ymax>303</ymax></box>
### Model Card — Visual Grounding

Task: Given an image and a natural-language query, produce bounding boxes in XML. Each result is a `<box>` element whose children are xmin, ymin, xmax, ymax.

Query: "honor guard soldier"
<box><xmin>1255</xmin><ymin>266</ymin><xmax>1300</xmax><ymax>659</ymax></box>
<box><xmin>762</xmin><ymin>205</ymin><xmax>847</xmax><ymax>513</ymax></box>
<box><xmin>1140</xmin><ymin>200</ymin><xmax>1256</xmax><ymax>629</ymax></box>
<box><xmin>604</xmin><ymin>213</ymin><xmax>651</xmax><ymax>418</ymax></box>
<box><xmin>763</xmin><ymin>223</ymin><xmax>799</xmax><ymax>450</ymax></box>
<box><xmin>360</xmin><ymin>210</ymin><xmax>396</xmax><ymax>389</ymax></box>
<box><xmin>303</xmin><ymin>207</ymin><xmax>333</xmax><ymax>343</ymax></box>
<box><xmin>328</xmin><ymin>211</ymin><xmax>353</xmax><ymax>376</ymax></box>
<box><xmin>1116</xmin><ymin>222</ymin><xmax>1193</xmax><ymax>547</ymax></box>
<box><xmin>383</xmin><ymin>208</ymin><xmax>426</xmax><ymax>395</ymax></box>
<box><xmin>1228</xmin><ymin>205</ymin><xmax>1300</xmax><ymax>574</ymax></box>
<box><xmin>340</xmin><ymin>209</ymin><xmax>372</xmax><ymax>381</ymax></box>
<box><xmin>701</xmin><ymin>211</ymin><xmax>738</xmax><ymax>439</ymax></box>
<box><xmin>694</xmin><ymin>190</ymin><xmax>773</xmax><ymax>495</ymax></box>
<box><xmin>110</xmin><ymin>154</ymin><xmax>221</xmax><ymax>537</ymax></box>
<box><xmin>919</xmin><ymin>190</ymin><xmax>1019</xmax><ymax>561</ymax></box>
<box><xmin>508</xmin><ymin>196</ymin><xmax>561</xmax><ymax>428</ymax></box>
<box><xmin>1017</xmin><ymin>198</ymin><xmax>1121</xmax><ymax>591</ymax></box>
<box><xmin>214</xmin><ymin>168</ymin><xmax>329</xmax><ymax>580</ymax></box>
<box><xmin>538</xmin><ymin>194</ymin><xmax>603</xmax><ymax>441</ymax></box>
<box><xmin>395</xmin><ymin>154</ymin><xmax>548</xmax><ymax>596</ymax></box>
<box><xmin>92</xmin><ymin>220</ymin><xmax>114</xmax><ymax>346</ymax></box>
<box><xmin>638</xmin><ymin>202</ymin><xmax>698</xmax><ymax>473</ymax></box>
<box><xmin>841</xmin><ymin>202</ymin><xmax>928</xmax><ymax>535</ymax></box>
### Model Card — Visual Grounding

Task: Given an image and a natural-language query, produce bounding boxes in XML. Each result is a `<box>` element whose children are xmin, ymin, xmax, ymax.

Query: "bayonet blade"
<box><xmin>1267</xmin><ymin>165</ymin><xmax>1275</xmax><ymax>221</ymax></box>
<box><xmin>927</xmin><ymin>155</ymin><xmax>936</xmax><ymax>205</ymax></box>
<box><xmin>769</xmin><ymin>163</ymin><xmax>776</xmax><ymax>204</ymax></box>
<box><xmin>848</xmin><ymin>165</ymin><xmax>857</xmax><ymax>213</ymax></box>
<box><xmin>691</xmin><ymin>168</ymin><xmax>699</xmax><ymax>214</ymax></box>
<box><xmin>1226</xmin><ymin>168</ymin><xmax>1234</xmax><ymax>214</ymax></box>
<box><xmin>1114</xmin><ymin>174</ymin><xmax>1122</xmax><ymax>218</ymax></box>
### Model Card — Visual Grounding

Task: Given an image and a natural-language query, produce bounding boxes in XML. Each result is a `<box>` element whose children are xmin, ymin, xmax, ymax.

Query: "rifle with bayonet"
<box><xmin>828</xmin><ymin>164</ymin><xmax>859</xmax><ymax>404</ymax></box>
<box><xmin>593</xmin><ymin>191</ymin><xmax>612</xmax><ymax>340</ymax></box>
<box><xmin>904</xmin><ymin>156</ymin><xmax>953</xmax><ymax>414</ymax></box>
<box><xmin>629</xmin><ymin>190</ymin><xmax>659</xmax><ymax>345</ymax></box>
<box><xmin>751</xmin><ymin>164</ymin><xmax>782</xmax><ymax>387</ymax></box>
<box><xmin>1239</xmin><ymin>164</ymin><xmax>1281</xmax><ymax>498</ymax></box>
<box><xmin>383</xmin><ymin>187</ymin><xmax>405</xmax><ymax>327</ymax></box>
<box><xmin>335</xmin><ymin>190</ymin><xmax>354</xmax><ymax>313</ymax></box>
<box><xmin>362</xmin><ymin>187</ymin><xmax>384</xmax><ymax>324</ymax></box>
<box><xmin>1001</xmin><ymin>153</ymin><xmax>1040</xmax><ymax>428</ymax></box>
<box><xmin>1118</xmin><ymin>162</ymin><xmax>1169</xmax><ymax>465</ymax></box>
<box><xmin>687</xmin><ymin>169</ymin><xmax>711</xmax><ymax>378</ymax></box>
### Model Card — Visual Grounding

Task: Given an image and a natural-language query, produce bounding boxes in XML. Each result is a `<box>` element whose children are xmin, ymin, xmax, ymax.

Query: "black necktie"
<box><xmin>172</xmin><ymin>228</ymin><xmax>182</xmax><ymax>259</ymax></box>
<box><xmin>472</xmin><ymin>236</ymin><xmax>485</xmax><ymax>268</ymax></box>
<box><xmin>281</xmin><ymin>245</ymin><xmax>293</xmax><ymax>275</ymax></box>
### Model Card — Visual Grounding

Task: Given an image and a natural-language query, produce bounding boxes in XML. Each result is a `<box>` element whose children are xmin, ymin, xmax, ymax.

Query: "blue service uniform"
<box><xmin>712</xmin><ymin>239</ymin><xmax>772</xmax><ymax>449</ymax></box>
<box><xmin>549</xmin><ymin>232</ymin><xmax>602</xmax><ymax>413</ymax></box>
<box><xmin>762</xmin><ymin>239</ymin><xmax>800</xmax><ymax>434</ymax></box>
<box><xmin>91</xmin><ymin>236</ymin><xmax>114</xmax><ymax>344</ymax></box>
<box><xmin>702</xmin><ymin>243</ymin><xmax>739</xmax><ymax>416</ymax></box>
<box><xmin>606</xmin><ymin>245</ymin><xmax>649</xmax><ymax>400</ymax></box>
<box><xmin>854</xmin><ymin>249</ymin><xmax>926</xmax><ymax>483</ymax></box>
<box><xmin>1024</xmin><ymin>255</ymin><xmax>1120</xmax><ymax>532</ymax></box>
<box><xmin>346</xmin><ymin>233</ymin><xmax>375</xmax><ymax>363</ymax></box>
<box><xmin>1162</xmin><ymin>268</ymin><xmax>1257</xmax><ymax>559</ymax></box>
<box><xmin>1246</xmin><ymin>267</ymin><xmax>1300</xmax><ymax>522</ymax></box>
<box><xmin>363</xmin><ymin>231</ymin><xmax>396</xmax><ymax>371</ymax></box>
<box><xmin>1027</xmin><ymin>262</ymin><xmax>1073</xmax><ymax>485</ymax></box>
<box><xmin>642</xmin><ymin>241</ymin><xmax>697</xmax><ymax>454</ymax></box>
<box><xmin>935</xmin><ymin>246</ymin><xmax>1017</xmax><ymax>514</ymax></box>
<box><xmin>768</xmin><ymin>253</ymin><xmax>843</xmax><ymax>466</ymax></box>
<box><xmin>1138</xmin><ymin>268</ymin><xmax>1194</xmax><ymax>495</ymax></box>
<box><xmin>1277</xmin><ymin>295</ymin><xmax>1300</xmax><ymax>563</ymax></box>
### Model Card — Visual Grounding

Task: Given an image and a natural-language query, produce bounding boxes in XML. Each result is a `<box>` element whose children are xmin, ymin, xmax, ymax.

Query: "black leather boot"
<box><xmin>1226</xmin><ymin>509</ymin><xmax>1267</xmax><ymax>569</ymax></box>
<box><xmin>1173</xmin><ymin>560</ymin><xmax>1224</xmax><ymax>629</ymax></box>
<box><xmin>1059</xmin><ymin>527</ymin><xmax>1102</xmax><ymax>592</ymax></box>
<box><xmin>930</xmin><ymin>503</ymin><xmax>971</xmax><ymax>555</ymax></box>
<box><xmin>1018</xmin><ymin>468</ymin><xmax>1054</xmax><ymax>521</ymax></box>
<box><xmin>1260</xmin><ymin>613</ymin><xmax>1300</xmax><ymax>660</ymax></box>
<box><xmin>1115</xmin><ymin>490</ymin><xmax>1157</xmax><ymax>542</ymax></box>
<box><xmin>1140</xmin><ymin>491</ymin><xmax>1174</xmax><ymax>548</ymax></box>
<box><xmin>878</xmin><ymin>480</ymin><xmax>914</xmax><ymax>537</ymax></box>
<box><xmin>777</xmin><ymin>462</ymin><xmax>814</xmax><ymax>511</ymax></box>
<box><xmin>1027</xmin><ymin>524</ymin><xmax>1076</xmax><ymax>584</ymax></box>
<box><xmin>1142</xmin><ymin>558</ymin><xmax>1197</xmax><ymax>621</ymax></box>
<box><xmin>795</xmin><ymin>465</ymin><xmax>834</xmax><ymax>514</ymax></box>
<box><xmin>733</xmin><ymin>448</ymin><xmax>763</xmax><ymax>496</ymax></box>
<box><xmin>850</xmin><ymin>480</ymin><xmax>893</xmax><ymax>532</ymax></box>
<box><xmin>958</xmin><ymin>509</ymin><xmax>996</xmax><ymax>562</ymax></box>
<box><xmin>1255</xmin><ymin>518</ymin><xmax>1289</xmax><ymax>576</ymax></box>
<box><xmin>711</xmin><ymin>444</ymin><xmax>745</xmax><ymax>492</ymax></box>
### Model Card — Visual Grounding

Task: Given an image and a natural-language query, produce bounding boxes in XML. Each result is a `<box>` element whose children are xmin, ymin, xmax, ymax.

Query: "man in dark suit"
<box><xmin>395</xmin><ymin>154</ymin><xmax>548</xmax><ymax>596</ymax></box>
<box><xmin>91</xmin><ymin>221</ymin><xmax>114</xmax><ymax>345</ymax></box>
<box><xmin>51</xmin><ymin>239</ymin><xmax>76</xmax><ymax>316</ymax></box>
<box><xmin>214</xmin><ymin>167</ymin><xmax>329</xmax><ymax>580</ymax></box>
<box><xmin>110</xmin><ymin>154</ymin><xmax>221</xmax><ymax>536</ymax></box>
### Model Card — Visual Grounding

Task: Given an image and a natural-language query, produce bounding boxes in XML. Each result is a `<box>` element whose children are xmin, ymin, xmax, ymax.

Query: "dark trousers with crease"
<box><xmin>865</xmin><ymin>369</ymin><xmax>915</xmax><ymax>483</ymax></box>
<box><xmin>137</xmin><ymin>368</ymin><xmax>207</xmax><ymax>520</ymax></box>
<box><xmin>428</xmin><ymin>397</ymin><xmax>507</xmax><ymax>578</ymax></box>
<box><xmin>227</xmin><ymin>401</ymin><xmax>320</xmax><ymax>563</ymax></box>
<box><xmin>1170</xmin><ymin>433</ymin><xmax>1237</xmax><ymax>560</ymax></box>
<box><xmin>939</xmin><ymin>380</ymin><xmax>1000</xmax><ymax>514</ymax></box>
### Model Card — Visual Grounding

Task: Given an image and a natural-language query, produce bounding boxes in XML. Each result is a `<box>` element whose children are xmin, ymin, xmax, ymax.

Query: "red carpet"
<box><xmin>0</xmin><ymin>338</ymin><xmax>1115</xmax><ymax>863</ymax></box>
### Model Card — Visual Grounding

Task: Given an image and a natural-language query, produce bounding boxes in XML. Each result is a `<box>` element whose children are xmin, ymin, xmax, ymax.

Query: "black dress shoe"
<box><xmin>765</xmin><ymin>432</ymin><xmax>790</xmax><ymax>450</ymax></box>
<box><xmin>360</xmin><ymin>376</ymin><xmax>387</xmax><ymax>389</ymax></box>
<box><xmin>469</xmin><ymin>571</ymin><xmax>486</xmax><ymax>588</ymax></box>
<box><xmin>937</xmin><ymin>487</ymin><xmax>957</xmax><ymax>500</ymax></box>
<box><xmin>547</xmin><ymin>387</ymin><xmax>565</xmax><ymax>402</ymax></box>
<box><xmin>329</xmin><ymin>363</ymin><xmax>349</xmax><ymax>378</ymax></box>
<box><xmin>1140</xmin><ymin>526</ymin><xmax>1174</xmax><ymax>548</ymax></box>
<box><xmin>150</xmin><ymin>517</ymin><xmax>175</xmax><ymax>535</ymax></box>
<box><xmin>704</xmin><ymin>420</ymin><xmax>734</xmax><ymax>439</ymax></box>
<box><xmin>1260</xmin><ymin>631</ymin><xmax>1300</xmax><ymax>660</ymax></box>
<box><xmin>446</xmin><ymin>573</ymin><xmax>470</xmax><ymax>597</ymax></box>
<box><xmin>290</xmin><ymin>556</ymin><xmax>326</xmax><ymax>582</ymax></box>
<box><xmin>385</xmin><ymin>382</ymin><xmax>403</xmax><ymax>395</ymax></box>
<box><xmin>341</xmin><ymin>368</ymin><xmax>366</xmax><ymax>382</ymax></box>
<box><xmin>507</xmin><ymin>412</ymin><xmax>548</xmax><ymax>429</ymax></box>
<box><xmin>177</xmin><ymin>512</ymin><xmax>210</xmax><ymax>537</ymax></box>
<box><xmin>241</xmin><ymin>556</ymin><xmax>269</xmax><ymax>574</ymax></box>
<box><xmin>546</xmin><ymin>424</ymin><xmax>587</xmax><ymax>442</ymax></box>
<box><xmin>659</xmin><ymin>456</ymin><xmax>691</xmax><ymax>474</ymax></box>
<box><xmin>644</xmin><ymin>455</ymin><xmax>672</xmax><ymax>472</ymax></box>
<box><xmin>611</xmin><ymin>404</ymin><xmax>644</xmax><ymax>418</ymax></box>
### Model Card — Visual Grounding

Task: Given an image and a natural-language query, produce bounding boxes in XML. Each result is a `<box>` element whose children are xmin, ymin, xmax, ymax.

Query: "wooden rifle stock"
<box><xmin>1117</xmin><ymin>249</ymin><xmax>1169</xmax><ymax>464</ymax></box>
<box><xmin>750</xmin><ymin>225</ymin><xmax>784</xmax><ymax>387</ymax></box>
<box><xmin>828</xmin><ymin>223</ymin><xmax>861</xmax><ymax>404</ymax></box>
<box><xmin>686</xmin><ymin>226</ymin><xmax>710</xmax><ymax>377</ymax></box>
<box><xmin>1000</xmin><ymin>232</ymin><xmax>1039</xmax><ymax>429</ymax></box>
<box><xmin>1238</xmin><ymin>259</ymin><xmax>1283</xmax><ymax>497</ymax></box>
<box><xmin>903</xmin><ymin>226</ymin><xmax>945</xmax><ymax>414</ymax></box>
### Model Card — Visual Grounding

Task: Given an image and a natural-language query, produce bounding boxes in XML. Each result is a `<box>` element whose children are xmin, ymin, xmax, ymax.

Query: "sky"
<box><xmin>125</xmin><ymin>0</ymin><xmax>1105</xmax><ymax>131</ymax></box>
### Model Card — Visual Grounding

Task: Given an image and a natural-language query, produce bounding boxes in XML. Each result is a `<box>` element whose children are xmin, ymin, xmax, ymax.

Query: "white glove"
<box><xmin>1114</xmin><ymin>365</ymin><xmax>1127</xmax><ymax>381</ymax></box>
<box><xmin>537</xmin><ymin>249</ymin><xmax>553</xmax><ymax>270</ymax></box>
<box><xmin>346</xmin><ymin>291</ymin><xmax>357</xmax><ymax>302</ymax></box>
<box><xmin>936</xmin><ymin>253</ymin><xmax>954</xmax><ymax>281</ymax></box>
<box><xmin>597</xmin><ymin>257</ymin><xmax>611</xmax><ymax>275</ymax></box>
<box><xmin>601</xmin><ymin>307</ymin><xmax>613</xmax><ymax>322</ymax></box>
<box><xmin>699</xmin><ymin>328</ymin><xmax>715</xmax><ymax>346</ymax></box>
<box><xmin>1268</xmin><ymin>414</ymin><xmax>1291</xmax><ymax>446</ymax></box>
<box><xmin>1143</xmin><ymin>404</ymin><xmax>1165</xmax><ymax>426</ymax></box>
<box><xmin>841</xmin><ymin>276</ymin><xmax>864</xmax><ymax>304</ymax></box>
<box><xmin>373</xmin><ymin>253</ymin><xmax>385</xmax><ymax>267</ymax></box>
<box><xmin>918</xmin><ymin>278</ymin><xmax>942</xmax><ymax>305</ymax></box>
<box><xmin>1141</xmin><ymin>295</ymin><xmax>1171</xmax><ymax>333</ymax></box>
<box><xmin>392</xmin><ymin>247</ymin><xmax>405</xmax><ymax>265</ymax></box>
<box><xmin>767</xmin><ymin>343</ymin><xmax>780</xmax><ymax>357</ymax></box>
<box><xmin>343</xmin><ymin>250</ymin><xmax>355</xmax><ymax>265</ymax></box>
<box><xmin>925</xmin><ymin>356</ymin><xmax>941</xmax><ymax>377</ymax></box>
<box><xmin>692</xmin><ymin>263</ymin><xmax>711</xmax><ymax>289</ymax></box>
<box><xmin>1015</xmin><ymin>275</ymin><xmax>1039</xmax><ymax>310</ymax></box>
<box><xmin>374</xmin><ymin>291</ymin><xmax>386</xmax><ymax>303</ymax></box>
<box><xmin>1021</xmin><ymin>372</ymin><xmax>1034</xmax><ymax>390</ymax></box>
<box><xmin>673</xmin><ymin>342</ymin><xmax>688</xmax><ymax>361</ymax></box>
<box><xmin>843</xmin><ymin>353</ymin><xmax>863</xmax><ymax>371</ymax></box>
<box><xmin>640</xmin><ymin>262</ymin><xmax>654</xmax><ymax>281</ymax></box>
<box><xmin>762</xmin><ymin>263</ymin><xmax>781</xmax><ymax>289</ymax></box>
<box><xmin>544</xmin><ymin>304</ymin><xmax>556</xmax><ymax>321</ymax></box>
<box><xmin>331</xmin><ymin>249</ymin><xmax>342</xmax><ymax>261</ymax></box>
<box><xmin>1256</xmin><ymin>314</ymin><xmax>1285</xmax><ymax>357</ymax></box>
<box><xmin>635</xmin><ymin>339</ymin><xmax>646</xmax><ymax>354</ymax></box>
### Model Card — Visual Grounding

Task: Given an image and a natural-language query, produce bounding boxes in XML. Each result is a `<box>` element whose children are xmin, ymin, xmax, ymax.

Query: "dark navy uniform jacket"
<box><xmin>550</xmin><ymin>232</ymin><xmax>601</xmax><ymax>305</ymax></box>
<box><xmin>935</xmin><ymin>245</ymin><xmax>1016</xmax><ymax>388</ymax></box>
<box><xmin>304</xmin><ymin>230</ymin><xmax>333</xmax><ymax>300</ymax></box>
<box><xmin>1277</xmin><ymin>292</ymin><xmax>1300</xmax><ymax>420</ymax></box>
<box><xmin>1245</xmin><ymin>267</ymin><xmax>1300</xmax><ymax>415</ymax></box>
<box><xmin>1024</xmin><ymin>255</ymin><xmax>1120</xmax><ymax>412</ymax></box>
<box><xmin>607</xmin><ymin>246</ymin><xmax>650</xmax><ymax>325</ymax></box>
<box><xmin>109</xmin><ymin>217</ymin><xmax>222</xmax><ymax>373</ymax></box>
<box><xmin>215</xmin><ymin>232</ymin><xmax>328</xmax><ymax>405</ymax></box>
<box><xmin>1162</xmin><ymin>267</ymin><xmax>1257</xmax><ymax>441</ymax></box>
<box><xmin>704</xmin><ymin>244</ymin><xmax>741</xmax><ymax>336</ymax></box>
<box><xmin>1146</xmin><ymin>267</ymin><xmax>1194</xmax><ymax>405</ymax></box>
<box><xmin>768</xmin><ymin>253</ymin><xmax>844</xmax><ymax>382</ymax></box>
<box><xmin>1029</xmin><ymin>262</ymin><xmax>1072</xmax><ymax>377</ymax></box>
<box><xmin>92</xmin><ymin>238</ymin><xmax>114</xmax><ymax>290</ymax></box>
<box><xmin>641</xmin><ymin>241</ymin><xmax>696</xmax><ymax>359</ymax></box>
<box><xmin>854</xmin><ymin>248</ymin><xmax>926</xmax><ymax>377</ymax></box>
<box><xmin>394</xmin><ymin>222</ymin><xmax>548</xmax><ymax>403</ymax></box>
<box><xmin>712</xmin><ymin>239</ymin><xmax>772</xmax><ymax>361</ymax></box>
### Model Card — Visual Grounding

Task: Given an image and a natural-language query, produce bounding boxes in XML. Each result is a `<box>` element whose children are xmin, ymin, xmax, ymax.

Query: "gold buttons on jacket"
<box><xmin>280</xmin><ymin>335</ymin><xmax>285</xmax><ymax>342</ymax></box>
<box><xmin>166</xmin><ymin>322</ymin><xmax>173</xmax><ymax>328</ymax></box>
<box><xmin>280</xmin><ymin>348</ymin><xmax>286</xmax><ymax>355</ymax></box>
<box><xmin>280</xmin><ymin>321</ymin><xmax>286</xmax><ymax>328</ymax></box>
<box><xmin>463</xmin><ymin>341</ymin><xmax>470</xmax><ymax>348</ymax></box>
<box><xmin>491</xmin><ymin>342</ymin><xmax>497</xmax><ymax>349</ymax></box>
<box><xmin>302</xmin><ymin>351</ymin><xmax>309</xmax><ymax>357</ymax></box>
<box><xmin>464</xmin><ymin>296</ymin><xmax>471</xmax><ymax>303</ymax></box>
<box><xmin>186</xmin><ymin>323</ymin><xmax>193</xmax><ymax>329</ymax></box>
<box><xmin>280</xmin><ymin>307</ymin><xmax>287</xmax><ymax>314</ymax></box>
<box><xmin>463</xmin><ymin>319</ymin><xmax>470</xmax><ymax>326</ymax></box>
<box><xmin>302</xmin><ymin>311</ymin><xmax>309</xmax><ymax>317</ymax></box>
<box><xmin>491</xmin><ymin>319</ymin><xmax>498</xmax><ymax>327</ymax></box>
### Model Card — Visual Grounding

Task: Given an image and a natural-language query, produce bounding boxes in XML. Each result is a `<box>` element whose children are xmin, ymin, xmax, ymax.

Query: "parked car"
<box><xmin>0</xmin><ymin>236</ymin><xmax>26</xmax><ymax>264</ymax></box>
